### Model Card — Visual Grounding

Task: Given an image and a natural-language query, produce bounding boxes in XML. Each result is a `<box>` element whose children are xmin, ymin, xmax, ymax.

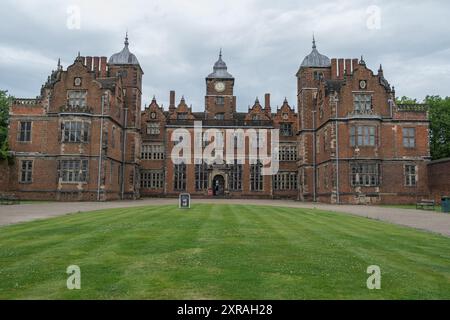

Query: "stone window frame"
<box><xmin>194</xmin><ymin>162</ymin><xmax>209</xmax><ymax>191</ymax></box>
<box><xmin>353</xmin><ymin>94</ymin><xmax>373</xmax><ymax>114</ymax></box>
<box><xmin>58</xmin><ymin>159</ymin><xmax>89</xmax><ymax>183</ymax></box>
<box><xmin>146</xmin><ymin>122</ymin><xmax>161</xmax><ymax>135</ymax></box>
<box><xmin>215</xmin><ymin>96</ymin><xmax>225</xmax><ymax>105</ymax></box>
<box><xmin>174</xmin><ymin>163</ymin><xmax>187</xmax><ymax>191</ymax></box>
<box><xmin>17</xmin><ymin>121</ymin><xmax>32</xmax><ymax>142</ymax></box>
<box><xmin>229</xmin><ymin>160</ymin><xmax>243</xmax><ymax>191</ymax></box>
<box><xmin>402</xmin><ymin>127</ymin><xmax>416</xmax><ymax>149</ymax></box>
<box><xmin>141</xmin><ymin>144</ymin><xmax>165</xmax><ymax>160</ymax></box>
<box><xmin>350</xmin><ymin>125</ymin><xmax>376</xmax><ymax>147</ymax></box>
<box><xmin>250</xmin><ymin>160</ymin><xmax>264</xmax><ymax>192</ymax></box>
<box><xmin>279</xmin><ymin>144</ymin><xmax>297</xmax><ymax>161</ymax></box>
<box><xmin>61</xmin><ymin>120</ymin><xmax>89</xmax><ymax>143</ymax></box>
<box><xmin>313</xmin><ymin>71</ymin><xmax>324</xmax><ymax>81</ymax></box>
<box><xmin>141</xmin><ymin>170</ymin><xmax>164</xmax><ymax>189</ymax></box>
<box><xmin>273</xmin><ymin>172</ymin><xmax>297</xmax><ymax>191</ymax></box>
<box><xmin>280</xmin><ymin>123</ymin><xmax>293</xmax><ymax>137</ymax></box>
<box><xmin>350</xmin><ymin>162</ymin><xmax>380</xmax><ymax>187</ymax></box>
<box><xmin>19</xmin><ymin>159</ymin><xmax>33</xmax><ymax>184</ymax></box>
<box><xmin>67</xmin><ymin>90</ymin><xmax>87</xmax><ymax>108</ymax></box>
<box><xmin>404</xmin><ymin>164</ymin><xmax>418</xmax><ymax>187</ymax></box>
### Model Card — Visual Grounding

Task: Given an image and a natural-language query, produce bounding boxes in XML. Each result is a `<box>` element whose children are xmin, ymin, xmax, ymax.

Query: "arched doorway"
<box><xmin>212</xmin><ymin>175</ymin><xmax>225</xmax><ymax>196</ymax></box>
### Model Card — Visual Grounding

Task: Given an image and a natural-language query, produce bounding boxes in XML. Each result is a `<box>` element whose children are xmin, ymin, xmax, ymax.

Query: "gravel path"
<box><xmin>0</xmin><ymin>198</ymin><xmax>449</xmax><ymax>237</ymax></box>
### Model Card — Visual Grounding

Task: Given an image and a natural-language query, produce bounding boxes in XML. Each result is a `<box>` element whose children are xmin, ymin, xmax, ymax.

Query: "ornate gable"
<box><xmin>245</xmin><ymin>98</ymin><xmax>271</xmax><ymax>121</ymax></box>
<box><xmin>169</xmin><ymin>97</ymin><xmax>195</xmax><ymax>120</ymax></box>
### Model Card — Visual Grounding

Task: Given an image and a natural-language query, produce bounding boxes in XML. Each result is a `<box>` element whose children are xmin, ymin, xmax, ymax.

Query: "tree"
<box><xmin>426</xmin><ymin>95</ymin><xmax>450</xmax><ymax>160</ymax></box>
<box><xmin>396</xmin><ymin>96</ymin><xmax>419</xmax><ymax>104</ymax></box>
<box><xmin>0</xmin><ymin>90</ymin><xmax>12</xmax><ymax>160</ymax></box>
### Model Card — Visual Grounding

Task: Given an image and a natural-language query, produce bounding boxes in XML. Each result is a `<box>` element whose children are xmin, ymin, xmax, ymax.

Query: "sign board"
<box><xmin>208</xmin><ymin>188</ymin><xmax>213</xmax><ymax>196</ymax></box>
<box><xmin>179</xmin><ymin>193</ymin><xmax>191</xmax><ymax>209</ymax></box>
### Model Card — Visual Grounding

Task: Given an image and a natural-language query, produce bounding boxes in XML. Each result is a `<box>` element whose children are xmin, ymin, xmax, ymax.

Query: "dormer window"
<box><xmin>252</xmin><ymin>115</ymin><xmax>260</xmax><ymax>121</ymax></box>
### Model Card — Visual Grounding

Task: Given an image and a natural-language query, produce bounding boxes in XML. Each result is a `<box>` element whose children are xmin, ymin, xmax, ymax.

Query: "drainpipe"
<box><xmin>121</xmin><ymin>107</ymin><xmax>128</xmax><ymax>200</ymax></box>
<box><xmin>312</xmin><ymin>109</ymin><xmax>317</xmax><ymax>202</ymax></box>
<box><xmin>335</xmin><ymin>94</ymin><xmax>340</xmax><ymax>204</ymax></box>
<box><xmin>97</xmin><ymin>94</ymin><xmax>105</xmax><ymax>201</ymax></box>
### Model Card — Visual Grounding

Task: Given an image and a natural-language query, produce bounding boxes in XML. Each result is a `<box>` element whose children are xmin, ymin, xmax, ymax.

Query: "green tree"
<box><xmin>426</xmin><ymin>95</ymin><xmax>450</xmax><ymax>160</ymax></box>
<box><xmin>396</xmin><ymin>96</ymin><xmax>419</xmax><ymax>104</ymax></box>
<box><xmin>0</xmin><ymin>90</ymin><xmax>12</xmax><ymax>160</ymax></box>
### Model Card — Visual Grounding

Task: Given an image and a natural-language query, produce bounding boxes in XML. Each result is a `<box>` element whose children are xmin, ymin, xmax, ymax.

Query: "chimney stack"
<box><xmin>169</xmin><ymin>90</ymin><xmax>176</xmax><ymax>112</ymax></box>
<box><xmin>100</xmin><ymin>57</ymin><xmax>107</xmax><ymax>77</ymax></box>
<box><xmin>86</xmin><ymin>57</ymin><xmax>93</xmax><ymax>71</ymax></box>
<box><xmin>264</xmin><ymin>93</ymin><xmax>271</xmax><ymax>114</ymax></box>
<box><xmin>93</xmin><ymin>57</ymin><xmax>100</xmax><ymax>77</ymax></box>
<box><xmin>352</xmin><ymin>58</ymin><xmax>359</xmax><ymax>73</ymax></box>
<box><xmin>345</xmin><ymin>59</ymin><xmax>352</xmax><ymax>77</ymax></box>
<box><xmin>331</xmin><ymin>59</ymin><xmax>337</xmax><ymax>79</ymax></box>
<box><xmin>338</xmin><ymin>58</ymin><xmax>345</xmax><ymax>80</ymax></box>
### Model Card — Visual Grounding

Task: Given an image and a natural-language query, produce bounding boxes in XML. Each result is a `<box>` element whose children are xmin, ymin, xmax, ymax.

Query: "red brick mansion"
<box><xmin>0</xmin><ymin>36</ymin><xmax>437</xmax><ymax>204</ymax></box>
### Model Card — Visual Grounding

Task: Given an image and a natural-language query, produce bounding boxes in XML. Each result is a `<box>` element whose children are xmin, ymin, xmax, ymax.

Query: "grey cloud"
<box><xmin>1</xmin><ymin>0</ymin><xmax>449</xmax><ymax>109</ymax></box>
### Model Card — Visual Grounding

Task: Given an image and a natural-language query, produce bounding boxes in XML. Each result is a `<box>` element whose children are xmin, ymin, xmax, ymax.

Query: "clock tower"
<box><xmin>205</xmin><ymin>50</ymin><xmax>236</xmax><ymax>120</ymax></box>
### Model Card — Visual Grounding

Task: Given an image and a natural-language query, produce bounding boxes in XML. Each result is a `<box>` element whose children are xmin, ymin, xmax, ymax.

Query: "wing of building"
<box><xmin>1</xmin><ymin>36</ymin><xmax>434</xmax><ymax>204</ymax></box>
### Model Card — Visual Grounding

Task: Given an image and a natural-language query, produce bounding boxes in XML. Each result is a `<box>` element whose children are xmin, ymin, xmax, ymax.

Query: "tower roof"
<box><xmin>207</xmin><ymin>49</ymin><xmax>233</xmax><ymax>79</ymax></box>
<box><xmin>300</xmin><ymin>36</ymin><xmax>331</xmax><ymax>68</ymax></box>
<box><xmin>109</xmin><ymin>33</ymin><xmax>140</xmax><ymax>65</ymax></box>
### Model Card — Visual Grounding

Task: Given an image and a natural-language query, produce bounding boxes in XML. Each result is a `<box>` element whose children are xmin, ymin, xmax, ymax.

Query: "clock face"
<box><xmin>359</xmin><ymin>80</ymin><xmax>367</xmax><ymax>90</ymax></box>
<box><xmin>215</xmin><ymin>82</ymin><xmax>225</xmax><ymax>92</ymax></box>
<box><xmin>74</xmin><ymin>77</ymin><xmax>82</xmax><ymax>87</ymax></box>
<box><xmin>150</xmin><ymin>112</ymin><xmax>156</xmax><ymax>119</ymax></box>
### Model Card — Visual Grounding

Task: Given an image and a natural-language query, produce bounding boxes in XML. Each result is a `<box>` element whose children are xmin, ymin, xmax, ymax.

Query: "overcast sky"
<box><xmin>1</xmin><ymin>0</ymin><xmax>449</xmax><ymax>111</ymax></box>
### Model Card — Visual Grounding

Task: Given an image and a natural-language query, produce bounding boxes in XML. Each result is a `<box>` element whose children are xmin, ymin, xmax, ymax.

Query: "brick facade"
<box><xmin>0</xmin><ymin>38</ymin><xmax>441</xmax><ymax>204</ymax></box>
<box><xmin>297</xmin><ymin>52</ymin><xmax>431</xmax><ymax>204</ymax></box>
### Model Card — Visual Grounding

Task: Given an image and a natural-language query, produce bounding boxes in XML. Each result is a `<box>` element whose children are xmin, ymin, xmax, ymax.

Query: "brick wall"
<box><xmin>428</xmin><ymin>158</ymin><xmax>450</xmax><ymax>204</ymax></box>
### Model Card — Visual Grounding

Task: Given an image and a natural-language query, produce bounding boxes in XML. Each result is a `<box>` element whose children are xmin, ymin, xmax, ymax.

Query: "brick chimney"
<box><xmin>345</xmin><ymin>59</ymin><xmax>352</xmax><ymax>76</ymax></box>
<box><xmin>264</xmin><ymin>93</ymin><xmax>271</xmax><ymax>114</ymax></box>
<box><xmin>331</xmin><ymin>59</ymin><xmax>337</xmax><ymax>79</ymax></box>
<box><xmin>100</xmin><ymin>57</ymin><xmax>107</xmax><ymax>77</ymax></box>
<box><xmin>93</xmin><ymin>57</ymin><xmax>100</xmax><ymax>77</ymax></box>
<box><xmin>86</xmin><ymin>57</ymin><xmax>93</xmax><ymax>71</ymax></box>
<box><xmin>169</xmin><ymin>90</ymin><xmax>176</xmax><ymax>113</ymax></box>
<box><xmin>338</xmin><ymin>58</ymin><xmax>345</xmax><ymax>80</ymax></box>
<box><xmin>352</xmin><ymin>58</ymin><xmax>359</xmax><ymax>72</ymax></box>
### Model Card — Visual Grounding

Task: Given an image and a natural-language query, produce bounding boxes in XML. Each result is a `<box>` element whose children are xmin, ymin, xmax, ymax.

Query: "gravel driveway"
<box><xmin>0</xmin><ymin>199</ymin><xmax>449</xmax><ymax>237</ymax></box>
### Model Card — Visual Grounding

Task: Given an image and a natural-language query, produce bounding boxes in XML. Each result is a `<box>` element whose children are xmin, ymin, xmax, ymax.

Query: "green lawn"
<box><xmin>0</xmin><ymin>204</ymin><xmax>449</xmax><ymax>300</ymax></box>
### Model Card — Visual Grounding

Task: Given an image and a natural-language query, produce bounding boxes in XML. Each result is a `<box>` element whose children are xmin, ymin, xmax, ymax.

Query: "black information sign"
<box><xmin>179</xmin><ymin>193</ymin><xmax>191</xmax><ymax>209</ymax></box>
